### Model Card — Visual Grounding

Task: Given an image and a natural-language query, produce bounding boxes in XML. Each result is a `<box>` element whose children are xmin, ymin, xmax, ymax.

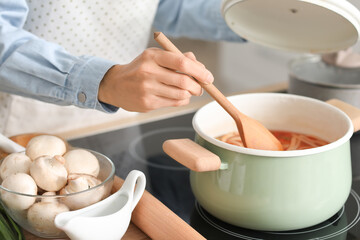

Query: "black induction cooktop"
<box><xmin>69</xmin><ymin>111</ymin><xmax>360</xmax><ymax>240</ymax></box>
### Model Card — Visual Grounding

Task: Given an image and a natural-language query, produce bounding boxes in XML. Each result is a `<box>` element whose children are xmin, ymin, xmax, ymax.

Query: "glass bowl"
<box><xmin>0</xmin><ymin>149</ymin><xmax>115</xmax><ymax>239</ymax></box>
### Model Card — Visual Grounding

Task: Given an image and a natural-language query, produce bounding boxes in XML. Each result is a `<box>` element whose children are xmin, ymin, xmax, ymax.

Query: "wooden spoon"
<box><xmin>154</xmin><ymin>32</ymin><xmax>283</xmax><ymax>151</ymax></box>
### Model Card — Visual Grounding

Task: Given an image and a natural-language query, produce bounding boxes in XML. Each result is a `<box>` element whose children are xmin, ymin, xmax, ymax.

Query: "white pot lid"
<box><xmin>221</xmin><ymin>0</ymin><xmax>360</xmax><ymax>53</ymax></box>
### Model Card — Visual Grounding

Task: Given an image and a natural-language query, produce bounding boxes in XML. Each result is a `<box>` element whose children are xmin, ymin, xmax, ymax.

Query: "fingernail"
<box><xmin>200</xmin><ymin>88</ymin><xmax>204</xmax><ymax>96</ymax></box>
<box><xmin>205</xmin><ymin>70</ymin><xmax>214</xmax><ymax>84</ymax></box>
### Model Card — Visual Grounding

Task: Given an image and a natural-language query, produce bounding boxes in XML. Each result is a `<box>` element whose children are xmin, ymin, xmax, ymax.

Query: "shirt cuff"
<box><xmin>210</xmin><ymin>0</ymin><xmax>246</xmax><ymax>42</ymax></box>
<box><xmin>66</xmin><ymin>56</ymin><xmax>119</xmax><ymax>113</ymax></box>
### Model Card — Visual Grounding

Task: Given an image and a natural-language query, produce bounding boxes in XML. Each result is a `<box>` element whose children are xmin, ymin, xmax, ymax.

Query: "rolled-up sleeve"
<box><xmin>0</xmin><ymin>0</ymin><xmax>117</xmax><ymax>113</ymax></box>
<box><xmin>153</xmin><ymin>0</ymin><xmax>246</xmax><ymax>42</ymax></box>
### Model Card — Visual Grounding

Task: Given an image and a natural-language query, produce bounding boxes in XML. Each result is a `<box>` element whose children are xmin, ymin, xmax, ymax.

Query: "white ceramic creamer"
<box><xmin>54</xmin><ymin>170</ymin><xmax>146</xmax><ymax>240</ymax></box>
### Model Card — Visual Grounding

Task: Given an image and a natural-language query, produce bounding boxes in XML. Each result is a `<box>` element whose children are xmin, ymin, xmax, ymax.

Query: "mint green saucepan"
<box><xmin>163</xmin><ymin>93</ymin><xmax>360</xmax><ymax>231</ymax></box>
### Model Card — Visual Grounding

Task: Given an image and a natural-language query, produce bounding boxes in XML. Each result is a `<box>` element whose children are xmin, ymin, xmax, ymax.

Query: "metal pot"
<box><xmin>163</xmin><ymin>93</ymin><xmax>358</xmax><ymax>231</ymax></box>
<box><xmin>288</xmin><ymin>54</ymin><xmax>360</xmax><ymax>108</ymax></box>
<box><xmin>288</xmin><ymin>52</ymin><xmax>360</xmax><ymax>177</ymax></box>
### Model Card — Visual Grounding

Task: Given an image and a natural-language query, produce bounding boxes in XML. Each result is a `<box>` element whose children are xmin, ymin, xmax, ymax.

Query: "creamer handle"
<box><xmin>327</xmin><ymin>99</ymin><xmax>360</xmax><ymax>132</ymax></box>
<box><xmin>121</xmin><ymin>170</ymin><xmax>146</xmax><ymax>211</ymax></box>
<box><xmin>163</xmin><ymin>138</ymin><xmax>221</xmax><ymax>172</ymax></box>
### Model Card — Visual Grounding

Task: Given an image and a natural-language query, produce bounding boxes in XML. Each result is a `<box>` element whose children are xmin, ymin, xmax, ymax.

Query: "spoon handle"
<box><xmin>0</xmin><ymin>133</ymin><xmax>26</xmax><ymax>153</ymax></box>
<box><xmin>153</xmin><ymin>32</ymin><xmax>243</xmax><ymax>122</ymax></box>
<box><xmin>201</xmin><ymin>83</ymin><xmax>244</xmax><ymax>121</ymax></box>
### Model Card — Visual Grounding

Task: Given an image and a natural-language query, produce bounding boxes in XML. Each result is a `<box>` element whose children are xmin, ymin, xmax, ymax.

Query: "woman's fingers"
<box><xmin>183</xmin><ymin>52</ymin><xmax>205</xmax><ymax>68</ymax></box>
<box><xmin>128</xmin><ymin>79</ymin><xmax>192</xmax><ymax>111</ymax></box>
<box><xmin>99</xmin><ymin>48</ymin><xmax>210</xmax><ymax>112</ymax></box>
<box><xmin>183</xmin><ymin>52</ymin><xmax>196</xmax><ymax>61</ymax></box>
<box><xmin>142</xmin><ymin>94</ymin><xmax>191</xmax><ymax>111</ymax></box>
<box><xmin>153</xmin><ymin>50</ymin><xmax>214</xmax><ymax>84</ymax></box>
<box><xmin>155</xmin><ymin>67</ymin><xmax>203</xmax><ymax>96</ymax></box>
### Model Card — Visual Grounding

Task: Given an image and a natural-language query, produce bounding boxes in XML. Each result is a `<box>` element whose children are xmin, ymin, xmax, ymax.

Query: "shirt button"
<box><xmin>77</xmin><ymin>92</ymin><xmax>87</xmax><ymax>103</ymax></box>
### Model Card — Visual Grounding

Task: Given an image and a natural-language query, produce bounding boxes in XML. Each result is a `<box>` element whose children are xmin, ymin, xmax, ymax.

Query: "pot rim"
<box><xmin>193</xmin><ymin>93</ymin><xmax>354</xmax><ymax>157</ymax></box>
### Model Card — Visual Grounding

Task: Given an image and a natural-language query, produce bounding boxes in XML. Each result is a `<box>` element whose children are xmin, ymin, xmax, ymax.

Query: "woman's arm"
<box><xmin>153</xmin><ymin>0</ymin><xmax>245</xmax><ymax>42</ymax></box>
<box><xmin>0</xmin><ymin>0</ymin><xmax>116</xmax><ymax>112</ymax></box>
<box><xmin>0</xmin><ymin>0</ymin><xmax>214</xmax><ymax>113</ymax></box>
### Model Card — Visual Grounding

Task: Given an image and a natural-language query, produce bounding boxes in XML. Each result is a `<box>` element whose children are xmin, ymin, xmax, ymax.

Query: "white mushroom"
<box><xmin>30</xmin><ymin>155</ymin><xmax>67</xmax><ymax>192</ymax></box>
<box><xmin>64</xmin><ymin>149</ymin><xmax>100</xmax><ymax>177</ymax></box>
<box><xmin>0</xmin><ymin>173</ymin><xmax>37</xmax><ymax>210</ymax></box>
<box><xmin>26</xmin><ymin>135</ymin><xmax>66</xmax><ymax>160</ymax></box>
<box><xmin>27</xmin><ymin>201</ymin><xmax>69</xmax><ymax>235</ymax></box>
<box><xmin>0</xmin><ymin>152</ymin><xmax>32</xmax><ymax>180</ymax></box>
<box><xmin>41</xmin><ymin>192</ymin><xmax>57</xmax><ymax>203</ymax></box>
<box><xmin>60</xmin><ymin>173</ymin><xmax>104</xmax><ymax>210</ymax></box>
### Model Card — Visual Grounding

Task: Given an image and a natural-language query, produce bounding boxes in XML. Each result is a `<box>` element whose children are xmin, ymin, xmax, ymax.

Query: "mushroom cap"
<box><xmin>0</xmin><ymin>152</ymin><xmax>32</xmax><ymax>180</ymax></box>
<box><xmin>64</xmin><ymin>149</ymin><xmax>100</xmax><ymax>177</ymax></box>
<box><xmin>27</xmin><ymin>201</ymin><xmax>69</xmax><ymax>235</ymax></box>
<box><xmin>26</xmin><ymin>135</ymin><xmax>66</xmax><ymax>160</ymax></box>
<box><xmin>60</xmin><ymin>174</ymin><xmax>104</xmax><ymax>210</ymax></box>
<box><xmin>41</xmin><ymin>192</ymin><xmax>58</xmax><ymax>203</ymax></box>
<box><xmin>30</xmin><ymin>155</ymin><xmax>68</xmax><ymax>192</ymax></box>
<box><xmin>0</xmin><ymin>173</ymin><xmax>37</xmax><ymax>210</ymax></box>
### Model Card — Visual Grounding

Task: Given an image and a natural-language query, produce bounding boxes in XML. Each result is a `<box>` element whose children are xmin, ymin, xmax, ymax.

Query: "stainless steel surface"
<box><xmin>288</xmin><ymin>55</ymin><xmax>360</xmax><ymax>108</ymax></box>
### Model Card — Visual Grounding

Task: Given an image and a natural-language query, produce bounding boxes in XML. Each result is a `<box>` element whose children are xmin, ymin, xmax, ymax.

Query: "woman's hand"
<box><xmin>98</xmin><ymin>47</ymin><xmax>214</xmax><ymax>112</ymax></box>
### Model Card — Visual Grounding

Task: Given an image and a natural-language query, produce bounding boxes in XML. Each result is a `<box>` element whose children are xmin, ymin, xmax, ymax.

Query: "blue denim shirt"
<box><xmin>0</xmin><ymin>0</ymin><xmax>243</xmax><ymax>113</ymax></box>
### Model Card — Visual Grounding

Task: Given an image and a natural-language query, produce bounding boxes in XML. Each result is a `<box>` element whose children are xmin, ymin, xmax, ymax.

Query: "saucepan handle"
<box><xmin>326</xmin><ymin>99</ymin><xmax>360</xmax><ymax>132</ymax></box>
<box><xmin>163</xmin><ymin>138</ymin><xmax>221</xmax><ymax>172</ymax></box>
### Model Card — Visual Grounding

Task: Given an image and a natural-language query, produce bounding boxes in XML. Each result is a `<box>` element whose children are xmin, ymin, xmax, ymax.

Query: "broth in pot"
<box><xmin>218</xmin><ymin>131</ymin><xmax>329</xmax><ymax>150</ymax></box>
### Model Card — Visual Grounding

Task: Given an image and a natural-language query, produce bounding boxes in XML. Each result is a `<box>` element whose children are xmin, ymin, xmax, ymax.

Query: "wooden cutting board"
<box><xmin>23</xmin><ymin>176</ymin><xmax>151</xmax><ymax>240</ymax></box>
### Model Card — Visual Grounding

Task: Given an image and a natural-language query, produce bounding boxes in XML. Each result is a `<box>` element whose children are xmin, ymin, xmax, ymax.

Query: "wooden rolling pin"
<box><xmin>114</xmin><ymin>177</ymin><xmax>205</xmax><ymax>240</ymax></box>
